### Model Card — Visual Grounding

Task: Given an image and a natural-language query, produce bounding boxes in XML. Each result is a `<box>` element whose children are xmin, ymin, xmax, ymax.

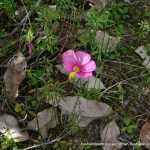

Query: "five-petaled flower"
<box><xmin>62</xmin><ymin>50</ymin><xmax>96</xmax><ymax>79</ymax></box>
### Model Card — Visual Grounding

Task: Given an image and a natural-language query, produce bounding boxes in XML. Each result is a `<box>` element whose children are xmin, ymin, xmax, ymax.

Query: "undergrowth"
<box><xmin>0</xmin><ymin>0</ymin><xmax>150</xmax><ymax>149</ymax></box>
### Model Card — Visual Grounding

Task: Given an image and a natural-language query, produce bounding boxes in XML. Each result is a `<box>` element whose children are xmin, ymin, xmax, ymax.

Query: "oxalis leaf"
<box><xmin>58</xmin><ymin>96</ymin><xmax>112</xmax><ymax>127</ymax></box>
<box><xmin>101</xmin><ymin>121</ymin><xmax>122</xmax><ymax>150</ymax></box>
<box><xmin>27</xmin><ymin>107</ymin><xmax>58</xmax><ymax>139</ymax></box>
<box><xmin>140</xmin><ymin>121</ymin><xmax>150</xmax><ymax>150</ymax></box>
<box><xmin>3</xmin><ymin>52</ymin><xmax>27</xmax><ymax>100</ymax></box>
<box><xmin>0</xmin><ymin>113</ymin><xmax>29</xmax><ymax>142</ymax></box>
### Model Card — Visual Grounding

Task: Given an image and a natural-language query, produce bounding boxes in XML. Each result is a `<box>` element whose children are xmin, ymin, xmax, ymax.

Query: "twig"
<box><xmin>100</xmin><ymin>74</ymin><xmax>147</xmax><ymax>97</ymax></box>
<box><xmin>22</xmin><ymin>130</ymin><xmax>71</xmax><ymax>150</ymax></box>
<box><xmin>10</xmin><ymin>0</ymin><xmax>43</xmax><ymax>35</ymax></box>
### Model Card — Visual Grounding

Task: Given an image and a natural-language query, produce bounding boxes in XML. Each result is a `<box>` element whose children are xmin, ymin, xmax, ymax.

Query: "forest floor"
<box><xmin>0</xmin><ymin>0</ymin><xmax>150</xmax><ymax>150</ymax></box>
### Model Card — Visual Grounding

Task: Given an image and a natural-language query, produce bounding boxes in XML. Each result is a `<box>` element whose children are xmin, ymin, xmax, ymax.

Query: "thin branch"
<box><xmin>10</xmin><ymin>0</ymin><xmax>43</xmax><ymax>35</ymax></box>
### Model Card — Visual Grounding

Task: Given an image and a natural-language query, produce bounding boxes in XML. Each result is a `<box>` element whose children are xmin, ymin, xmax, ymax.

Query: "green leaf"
<box><xmin>123</xmin><ymin>117</ymin><xmax>131</xmax><ymax>126</ymax></box>
<box><xmin>121</xmin><ymin>127</ymin><xmax>127</xmax><ymax>132</ymax></box>
<box><xmin>129</xmin><ymin>125</ymin><xmax>137</xmax><ymax>129</ymax></box>
<box><xmin>14</xmin><ymin>103</ymin><xmax>22</xmax><ymax>113</ymax></box>
<box><xmin>127</xmin><ymin>127</ymin><xmax>133</xmax><ymax>133</ymax></box>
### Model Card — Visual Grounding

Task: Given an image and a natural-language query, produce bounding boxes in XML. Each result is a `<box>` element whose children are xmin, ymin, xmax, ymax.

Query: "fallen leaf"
<box><xmin>0</xmin><ymin>113</ymin><xmax>29</xmax><ymax>142</ymax></box>
<box><xmin>101</xmin><ymin>121</ymin><xmax>122</xmax><ymax>150</ymax></box>
<box><xmin>27</xmin><ymin>107</ymin><xmax>58</xmax><ymax>139</ymax></box>
<box><xmin>3</xmin><ymin>52</ymin><xmax>27</xmax><ymax>100</ymax></box>
<box><xmin>59</xmin><ymin>96</ymin><xmax>112</xmax><ymax>127</ymax></box>
<box><xmin>135</xmin><ymin>46</ymin><xmax>150</xmax><ymax>69</ymax></box>
<box><xmin>90</xmin><ymin>0</ymin><xmax>110</xmax><ymax>7</ymax></box>
<box><xmin>56</xmin><ymin>64</ymin><xmax>105</xmax><ymax>90</ymax></box>
<box><xmin>95</xmin><ymin>30</ymin><xmax>121</xmax><ymax>52</ymax></box>
<box><xmin>140</xmin><ymin>121</ymin><xmax>150</xmax><ymax>149</ymax></box>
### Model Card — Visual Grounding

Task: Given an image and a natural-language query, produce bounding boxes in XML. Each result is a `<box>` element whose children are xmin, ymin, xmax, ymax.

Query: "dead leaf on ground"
<box><xmin>95</xmin><ymin>30</ymin><xmax>121</xmax><ymax>52</ymax></box>
<box><xmin>59</xmin><ymin>96</ymin><xmax>112</xmax><ymax>127</ymax></box>
<box><xmin>89</xmin><ymin>0</ymin><xmax>111</xmax><ymax>7</ymax></box>
<box><xmin>56</xmin><ymin>64</ymin><xmax>106</xmax><ymax>90</ymax></box>
<box><xmin>101</xmin><ymin>121</ymin><xmax>122</xmax><ymax>150</ymax></box>
<box><xmin>3</xmin><ymin>52</ymin><xmax>27</xmax><ymax>100</ymax></box>
<box><xmin>0</xmin><ymin>113</ymin><xmax>29</xmax><ymax>142</ymax></box>
<box><xmin>140</xmin><ymin>121</ymin><xmax>150</xmax><ymax>149</ymax></box>
<box><xmin>135</xmin><ymin>46</ymin><xmax>150</xmax><ymax>69</ymax></box>
<box><xmin>27</xmin><ymin>107</ymin><xmax>58</xmax><ymax>139</ymax></box>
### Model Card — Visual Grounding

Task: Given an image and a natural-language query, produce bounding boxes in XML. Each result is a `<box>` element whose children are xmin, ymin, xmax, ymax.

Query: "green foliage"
<box><xmin>86</xmin><ymin>8</ymin><xmax>110</xmax><ymax>29</ymax></box>
<box><xmin>36</xmin><ymin>5</ymin><xmax>59</xmax><ymax>23</ymax></box>
<box><xmin>79</xmin><ymin>89</ymin><xmax>101</xmax><ymax>100</ymax></box>
<box><xmin>121</xmin><ymin>117</ymin><xmax>137</xmax><ymax>134</ymax></box>
<box><xmin>0</xmin><ymin>137</ymin><xmax>17</xmax><ymax>149</ymax></box>
<box><xmin>0</xmin><ymin>0</ymin><xmax>16</xmax><ymax>16</ymax></box>
<box><xmin>67</xmin><ymin>115</ymin><xmax>80</xmax><ymax>134</ymax></box>
<box><xmin>27</xmin><ymin>68</ymin><xmax>45</xmax><ymax>86</ymax></box>
<box><xmin>81</xmin><ymin>145</ymin><xmax>91</xmax><ymax>150</ymax></box>
<box><xmin>36</xmin><ymin>29</ymin><xmax>58</xmax><ymax>54</ymax></box>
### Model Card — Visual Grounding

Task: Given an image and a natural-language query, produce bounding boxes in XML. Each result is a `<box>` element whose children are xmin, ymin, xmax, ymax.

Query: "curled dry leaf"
<box><xmin>59</xmin><ymin>96</ymin><xmax>112</xmax><ymax>127</ymax></box>
<box><xmin>56</xmin><ymin>64</ymin><xmax>106</xmax><ymax>90</ymax></box>
<box><xmin>95</xmin><ymin>30</ymin><xmax>121</xmax><ymax>52</ymax></box>
<box><xmin>101</xmin><ymin>121</ymin><xmax>122</xmax><ymax>150</ymax></box>
<box><xmin>0</xmin><ymin>113</ymin><xmax>29</xmax><ymax>142</ymax></box>
<box><xmin>135</xmin><ymin>46</ymin><xmax>150</xmax><ymax>69</ymax></box>
<box><xmin>27</xmin><ymin>107</ymin><xmax>58</xmax><ymax>139</ymax></box>
<box><xmin>4</xmin><ymin>52</ymin><xmax>27</xmax><ymax>100</ymax></box>
<box><xmin>140</xmin><ymin>121</ymin><xmax>150</xmax><ymax>149</ymax></box>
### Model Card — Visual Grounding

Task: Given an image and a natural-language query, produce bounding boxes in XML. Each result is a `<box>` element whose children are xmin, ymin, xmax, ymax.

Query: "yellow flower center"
<box><xmin>68</xmin><ymin>66</ymin><xmax>80</xmax><ymax>80</ymax></box>
<box><xmin>73</xmin><ymin>66</ymin><xmax>80</xmax><ymax>73</ymax></box>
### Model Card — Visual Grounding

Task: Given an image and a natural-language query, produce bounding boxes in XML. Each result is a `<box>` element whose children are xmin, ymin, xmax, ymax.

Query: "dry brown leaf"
<box><xmin>59</xmin><ymin>96</ymin><xmax>112</xmax><ymax>127</ymax></box>
<box><xmin>140</xmin><ymin>121</ymin><xmax>150</xmax><ymax>149</ymax></box>
<box><xmin>4</xmin><ymin>52</ymin><xmax>27</xmax><ymax>100</ymax></box>
<box><xmin>95</xmin><ymin>30</ymin><xmax>121</xmax><ymax>52</ymax></box>
<box><xmin>135</xmin><ymin>46</ymin><xmax>150</xmax><ymax>69</ymax></box>
<box><xmin>27</xmin><ymin>107</ymin><xmax>58</xmax><ymax>139</ymax></box>
<box><xmin>0</xmin><ymin>113</ymin><xmax>29</xmax><ymax>142</ymax></box>
<box><xmin>56</xmin><ymin>64</ymin><xmax>105</xmax><ymax>90</ymax></box>
<box><xmin>91</xmin><ymin>0</ymin><xmax>110</xmax><ymax>7</ymax></box>
<box><xmin>101</xmin><ymin>121</ymin><xmax>122</xmax><ymax>150</ymax></box>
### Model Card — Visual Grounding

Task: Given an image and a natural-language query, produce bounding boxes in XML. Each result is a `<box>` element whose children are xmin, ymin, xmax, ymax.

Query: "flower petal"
<box><xmin>63</xmin><ymin>64</ymin><xmax>73</xmax><ymax>72</ymax></box>
<box><xmin>62</xmin><ymin>50</ymin><xmax>77</xmax><ymax>63</ymax></box>
<box><xmin>76</xmin><ymin>72</ymin><xmax>92</xmax><ymax>78</ymax></box>
<box><xmin>75</xmin><ymin>51</ymin><xmax>91</xmax><ymax>65</ymax></box>
<box><xmin>62</xmin><ymin>50</ymin><xmax>77</xmax><ymax>72</ymax></box>
<box><xmin>81</xmin><ymin>60</ymin><xmax>96</xmax><ymax>72</ymax></box>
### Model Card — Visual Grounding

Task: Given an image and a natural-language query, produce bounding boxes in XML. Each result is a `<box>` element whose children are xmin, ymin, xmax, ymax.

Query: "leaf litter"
<box><xmin>0</xmin><ymin>113</ymin><xmax>29</xmax><ymax>142</ymax></box>
<box><xmin>3</xmin><ymin>52</ymin><xmax>27</xmax><ymax>100</ymax></box>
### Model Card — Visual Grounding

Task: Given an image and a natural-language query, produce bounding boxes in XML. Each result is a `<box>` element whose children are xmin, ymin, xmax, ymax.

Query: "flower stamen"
<box><xmin>73</xmin><ymin>66</ymin><xmax>80</xmax><ymax>73</ymax></box>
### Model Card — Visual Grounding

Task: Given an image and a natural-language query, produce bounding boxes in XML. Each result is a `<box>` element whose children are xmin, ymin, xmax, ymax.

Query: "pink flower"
<box><xmin>28</xmin><ymin>42</ymin><xmax>33</xmax><ymax>54</ymax></box>
<box><xmin>62</xmin><ymin>50</ymin><xmax>96</xmax><ymax>79</ymax></box>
